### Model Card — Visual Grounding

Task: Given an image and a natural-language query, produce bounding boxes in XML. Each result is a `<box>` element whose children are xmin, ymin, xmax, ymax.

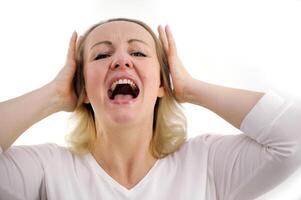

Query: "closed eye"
<box><xmin>94</xmin><ymin>52</ymin><xmax>146</xmax><ymax>60</ymax></box>
<box><xmin>94</xmin><ymin>54</ymin><xmax>110</xmax><ymax>60</ymax></box>
<box><xmin>131</xmin><ymin>52</ymin><xmax>146</xmax><ymax>57</ymax></box>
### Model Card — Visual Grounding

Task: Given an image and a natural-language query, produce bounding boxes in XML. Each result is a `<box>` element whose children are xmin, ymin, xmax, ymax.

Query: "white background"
<box><xmin>1</xmin><ymin>0</ymin><xmax>301</xmax><ymax>199</ymax></box>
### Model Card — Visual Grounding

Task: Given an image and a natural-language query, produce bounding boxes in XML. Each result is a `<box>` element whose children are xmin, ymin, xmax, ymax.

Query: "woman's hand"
<box><xmin>51</xmin><ymin>31</ymin><xmax>78</xmax><ymax>112</ymax></box>
<box><xmin>158</xmin><ymin>25</ymin><xmax>193</xmax><ymax>103</ymax></box>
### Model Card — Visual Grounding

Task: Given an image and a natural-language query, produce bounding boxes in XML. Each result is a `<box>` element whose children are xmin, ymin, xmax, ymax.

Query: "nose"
<box><xmin>110</xmin><ymin>54</ymin><xmax>133</xmax><ymax>70</ymax></box>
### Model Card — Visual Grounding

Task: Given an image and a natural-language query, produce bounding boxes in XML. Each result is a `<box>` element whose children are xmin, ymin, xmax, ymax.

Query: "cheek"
<box><xmin>84</xmin><ymin>65</ymin><xmax>106</xmax><ymax>99</ymax></box>
<box><xmin>140</xmin><ymin>60</ymin><xmax>161</xmax><ymax>80</ymax></box>
<box><xmin>140</xmin><ymin>64</ymin><xmax>161</xmax><ymax>95</ymax></box>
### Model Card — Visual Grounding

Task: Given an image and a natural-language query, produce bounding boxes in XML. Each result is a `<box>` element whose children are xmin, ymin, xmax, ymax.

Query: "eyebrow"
<box><xmin>90</xmin><ymin>38</ymin><xmax>150</xmax><ymax>51</ymax></box>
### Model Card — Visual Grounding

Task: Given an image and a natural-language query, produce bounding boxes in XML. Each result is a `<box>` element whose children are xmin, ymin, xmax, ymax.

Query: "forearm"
<box><xmin>0</xmin><ymin>83</ymin><xmax>61</xmax><ymax>150</ymax></box>
<box><xmin>185</xmin><ymin>78</ymin><xmax>265</xmax><ymax>129</ymax></box>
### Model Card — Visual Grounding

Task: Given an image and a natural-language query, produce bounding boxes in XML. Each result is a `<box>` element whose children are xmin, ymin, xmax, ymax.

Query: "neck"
<box><xmin>90</xmin><ymin>120</ymin><xmax>157</xmax><ymax>189</ymax></box>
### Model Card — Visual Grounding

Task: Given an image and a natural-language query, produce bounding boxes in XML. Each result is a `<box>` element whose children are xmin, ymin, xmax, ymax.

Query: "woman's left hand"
<box><xmin>158</xmin><ymin>25</ymin><xmax>193</xmax><ymax>103</ymax></box>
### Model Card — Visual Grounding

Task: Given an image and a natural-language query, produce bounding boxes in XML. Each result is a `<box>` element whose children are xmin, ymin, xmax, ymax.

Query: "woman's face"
<box><xmin>83</xmin><ymin>21</ymin><xmax>164</xmax><ymax>127</ymax></box>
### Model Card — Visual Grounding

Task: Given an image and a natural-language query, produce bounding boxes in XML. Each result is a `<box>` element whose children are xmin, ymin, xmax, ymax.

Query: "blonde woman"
<box><xmin>0</xmin><ymin>18</ymin><xmax>300</xmax><ymax>200</ymax></box>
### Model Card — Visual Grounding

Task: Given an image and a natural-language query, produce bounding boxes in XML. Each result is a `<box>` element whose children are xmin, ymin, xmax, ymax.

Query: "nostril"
<box><xmin>112</xmin><ymin>61</ymin><xmax>131</xmax><ymax>69</ymax></box>
<box><xmin>114</xmin><ymin>63</ymin><xmax>130</xmax><ymax>69</ymax></box>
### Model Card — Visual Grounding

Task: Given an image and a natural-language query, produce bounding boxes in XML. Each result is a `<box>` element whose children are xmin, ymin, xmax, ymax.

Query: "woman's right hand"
<box><xmin>51</xmin><ymin>31</ymin><xmax>79</xmax><ymax>112</ymax></box>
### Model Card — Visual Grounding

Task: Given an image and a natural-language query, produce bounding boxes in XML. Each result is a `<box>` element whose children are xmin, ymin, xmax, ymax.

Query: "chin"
<box><xmin>109</xmin><ymin>112</ymin><xmax>138</xmax><ymax>125</ymax></box>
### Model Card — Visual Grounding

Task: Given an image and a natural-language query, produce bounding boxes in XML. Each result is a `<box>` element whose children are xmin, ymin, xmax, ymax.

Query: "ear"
<box><xmin>157</xmin><ymin>85</ymin><xmax>165</xmax><ymax>98</ymax></box>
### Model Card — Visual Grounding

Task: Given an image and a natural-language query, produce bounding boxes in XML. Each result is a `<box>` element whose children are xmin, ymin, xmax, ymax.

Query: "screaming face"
<box><xmin>82</xmin><ymin>21</ymin><xmax>165</xmax><ymax>126</ymax></box>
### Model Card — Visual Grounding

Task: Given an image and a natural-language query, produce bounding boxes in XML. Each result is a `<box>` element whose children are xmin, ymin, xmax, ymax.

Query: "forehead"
<box><xmin>85</xmin><ymin>21</ymin><xmax>156</xmax><ymax>51</ymax></box>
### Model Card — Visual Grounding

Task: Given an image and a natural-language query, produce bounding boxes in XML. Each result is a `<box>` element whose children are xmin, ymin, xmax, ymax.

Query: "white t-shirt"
<box><xmin>1</xmin><ymin>91</ymin><xmax>301</xmax><ymax>200</ymax></box>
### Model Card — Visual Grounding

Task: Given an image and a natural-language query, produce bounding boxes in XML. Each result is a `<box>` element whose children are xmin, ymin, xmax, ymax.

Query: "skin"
<box><xmin>0</xmin><ymin>20</ymin><xmax>264</xmax><ymax>191</ymax></box>
<box><xmin>82</xmin><ymin>22</ymin><xmax>264</xmax><ymax>189</ymax></box>
<box><xmin>82</xmin><ymin>21</ymin><xmax>165</xmax><ymax>188</ymax></box>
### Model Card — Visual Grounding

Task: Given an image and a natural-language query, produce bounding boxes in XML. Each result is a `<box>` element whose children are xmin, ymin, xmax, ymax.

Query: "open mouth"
<box><xmin>108</xmin><ymin>79</ymin><xmax>140</xmax><ymax>100</ymax></box>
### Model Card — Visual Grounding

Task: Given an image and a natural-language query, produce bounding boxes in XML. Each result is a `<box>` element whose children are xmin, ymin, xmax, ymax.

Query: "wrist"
<box><xmin>183</xmin><ymin>78</ymin><xmax>199</xmax><ymax>104</ymax></box>
<box><xmin>43</xmin><ymin>82</ymin><xmax>65</xmax><ymax>113</ymax></box>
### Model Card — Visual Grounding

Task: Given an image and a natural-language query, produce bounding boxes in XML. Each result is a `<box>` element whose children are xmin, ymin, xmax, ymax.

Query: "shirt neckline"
<box><xmin>86</xmin><ymin>152</ymin><xmax>162</xmax><ymax>195</ymax></box>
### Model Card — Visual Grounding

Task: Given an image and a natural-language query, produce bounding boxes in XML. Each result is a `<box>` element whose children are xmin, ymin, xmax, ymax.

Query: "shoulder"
<box><xmin>9</xmin><ymin>143</ymin><xmax>66</xmax><ymax>154</ymax></box>
<box><xmin>3</xmin><ymin>143</ymin><xmax>74</xmax><ymax>163</ymax></box>
<box><xmin>167</xmin><ymin>133</ymin><xmax>224</xmax><ymax>162</ymax></box>
<box><xmin>182</xmin><ymin>133</ymin><xmax>224</xmax><ymax>151</ymax></box>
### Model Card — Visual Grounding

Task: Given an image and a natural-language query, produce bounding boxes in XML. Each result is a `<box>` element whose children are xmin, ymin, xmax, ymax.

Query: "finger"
<box><xmin>158</xmin><ymin>25</ymin><xmax>169</xmax><ymax>53</ymax></box>
<box><xmin>76</xmin><ymin>35</ymin><xmax>84</xmax><ymax>50</ymax></box>
<box><xmin>165</xmin><ymin>25</ymin><xmax>177</xmax><ymax>55</ymax></box>
<box><xmin>66</xmin><ymin>31</ymin><xmax>78</xmax><ymax>62</ymax></box>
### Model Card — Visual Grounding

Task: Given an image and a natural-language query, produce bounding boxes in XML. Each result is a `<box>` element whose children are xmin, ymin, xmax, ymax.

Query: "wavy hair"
<box><xmin>66</xmin><ymin>18</ymin><xmax>187</xmax><ymax>159</ymax></box>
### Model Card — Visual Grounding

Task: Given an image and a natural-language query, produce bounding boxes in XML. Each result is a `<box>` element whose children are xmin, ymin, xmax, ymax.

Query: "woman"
<box><xmin>0</xmin><ymin>18</ymin><xmax>300</xmax><ymax>200</ymax></box>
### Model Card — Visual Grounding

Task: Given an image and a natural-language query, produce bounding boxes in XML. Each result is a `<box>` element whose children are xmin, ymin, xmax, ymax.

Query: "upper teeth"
<box><xmin>110</xmin><ymin>79</ymin><xmax>137</xmax><ymax>92</ymax></box>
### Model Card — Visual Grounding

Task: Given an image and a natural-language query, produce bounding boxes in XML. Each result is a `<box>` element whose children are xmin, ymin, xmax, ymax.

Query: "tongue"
<box><xmin>114</xmin><ymin>94</ymin><xmax>134</xmax><ymax>100</ymax></box>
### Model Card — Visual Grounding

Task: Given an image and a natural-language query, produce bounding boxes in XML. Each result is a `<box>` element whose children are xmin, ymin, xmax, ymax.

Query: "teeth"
<box><xmin>110</xmin><ymin>78</ymin><xmax>137</xmax><ymax>92</ymax></box>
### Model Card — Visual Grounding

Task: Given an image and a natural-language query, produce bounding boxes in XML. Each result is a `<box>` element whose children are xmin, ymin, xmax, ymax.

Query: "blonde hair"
<box><xmin>66</xmin><ymin>18</ymin><xmax>187</xmax><ymax>159</ymax></box>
